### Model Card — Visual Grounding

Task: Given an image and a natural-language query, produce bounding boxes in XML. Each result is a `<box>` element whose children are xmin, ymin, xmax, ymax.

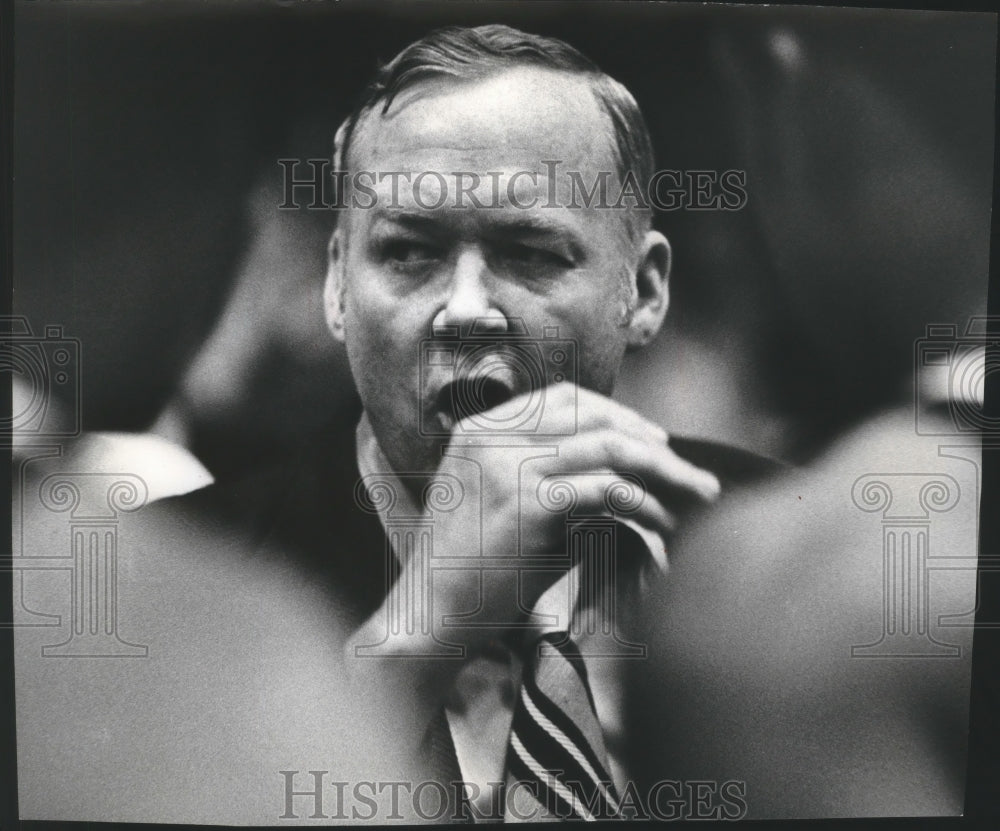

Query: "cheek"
<box><xmin>340</xmin><ymin>270</ymin><xmax>432</xmax><ymax>392</ymax></box>
<box><xmin>548</xmin><ymin>264</ymin><xmax>631</xmax><ymax>333</ymax></box>
<box><xmin>549</xmin><ymin>284</ymin><xmax>631</xmax><ymax>391</ymax></box>
<box><xmin>578</xmin><ymin>328</ymin><xmax>629</xmax><ymax>389</ymax></box>
<box><xmin>343</xmin><ymin>262</ymin><xmax>416</xmax><ymax>335</ymax></box>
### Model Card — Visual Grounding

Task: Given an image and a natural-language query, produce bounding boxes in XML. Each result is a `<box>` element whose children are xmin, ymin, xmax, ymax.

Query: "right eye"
<box><xmin>380</xmin><ymin>239</ymin><xmax>442</xmax><ymax>266</ymax></box>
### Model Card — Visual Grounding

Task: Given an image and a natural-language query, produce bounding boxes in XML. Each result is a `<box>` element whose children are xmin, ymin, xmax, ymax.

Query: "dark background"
<box><xmin>5</xmin><ymin>0</ymin><xmax>999</xmax><ymax>826</ymax></box>
<box><xmin>11</xmin><ymin>0</ymin><xmax>996</xmax><ymax>475</ymax></box>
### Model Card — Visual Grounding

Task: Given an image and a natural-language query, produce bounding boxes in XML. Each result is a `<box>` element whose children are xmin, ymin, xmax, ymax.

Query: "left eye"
<box><xmin>496</xmin><ymin>243</ymin><xmax>572</xmax><ymax>269</ymax></box>
<box><xmin>382</xmin><ymin>240</ymin><xmax>441</xmax><ymax>264</ymax></box>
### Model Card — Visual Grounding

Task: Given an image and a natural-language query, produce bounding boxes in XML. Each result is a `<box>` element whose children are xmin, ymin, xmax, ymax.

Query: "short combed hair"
<box><xmin>333</xmin><ymin>24</ymin><xmax>655</xmax><ymax>242</ymax></box>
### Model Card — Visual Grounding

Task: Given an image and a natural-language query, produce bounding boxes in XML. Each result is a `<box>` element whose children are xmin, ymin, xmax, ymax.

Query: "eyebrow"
<box><xmin>368</xmin><ymin>209</ymin><xmax>445</xmax><ymax>234</ymax></box>
<box><xmin>368</xmin><ymin>208</ymin><xmax>587</xmax><ymax>258</ymax></box>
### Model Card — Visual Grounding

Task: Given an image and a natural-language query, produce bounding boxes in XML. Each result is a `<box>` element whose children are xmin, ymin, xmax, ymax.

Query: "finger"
<box><xmin>550</xmin><ymin>430</ymin><xmax>722</xmax><ymax>504</ymax></box>
<box><xmin>573</xmin><ymin>385</ymin><xmax>669</xmax><ymax>443</ymax></box>
<box><xmin>465</xmin><ymin>381</ymin><xmax>668</xmax><ymax>445</ymax></box>
<box><xmin>535</xmin><ymin>473</ymin><xmax>678</xmax><ymax>540</ymax></box>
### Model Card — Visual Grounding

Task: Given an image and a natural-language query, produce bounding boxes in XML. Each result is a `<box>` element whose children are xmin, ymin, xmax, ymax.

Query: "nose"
<box><xmin>432</xmin><ymin>248</ymin><xmax>508</xmax><ymax>336</ymax></box>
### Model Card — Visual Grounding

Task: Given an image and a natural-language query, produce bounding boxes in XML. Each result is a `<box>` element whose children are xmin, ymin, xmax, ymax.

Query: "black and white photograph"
<box><xmin>4</xmin><ymin>0</ymin><xmax>998</xmax><ymax>825</ymax></box>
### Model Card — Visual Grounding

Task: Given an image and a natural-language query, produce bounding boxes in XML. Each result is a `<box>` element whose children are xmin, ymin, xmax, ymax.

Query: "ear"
<box><xmin>323</xmin><ymin>229</ymin><xmax>347</xmax><ymax>343</ymax></box>
<box><xmin>625</xmin><ymin>230</ymin><xmax>671</xmax><ymax>350</ymax></box>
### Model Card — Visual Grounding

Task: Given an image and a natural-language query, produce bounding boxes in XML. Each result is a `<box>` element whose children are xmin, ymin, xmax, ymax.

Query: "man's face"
<box><xmin>329</xmin><ymin>66</ymin><xmax>663</xmax><ymax>475</ymax></box>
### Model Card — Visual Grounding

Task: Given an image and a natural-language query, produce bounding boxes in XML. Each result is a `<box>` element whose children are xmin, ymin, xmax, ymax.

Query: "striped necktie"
<box><xmin>504</xmin><ymin>631</ymin><xmax>622</xmax><ymax>822</ymax></box>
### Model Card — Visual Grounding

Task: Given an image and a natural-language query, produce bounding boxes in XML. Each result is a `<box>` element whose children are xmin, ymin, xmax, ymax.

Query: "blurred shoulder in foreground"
<box><xmin>630</xmin><ymin>405</ymin><xmax>979</xmax><ymax>818</ymax></box>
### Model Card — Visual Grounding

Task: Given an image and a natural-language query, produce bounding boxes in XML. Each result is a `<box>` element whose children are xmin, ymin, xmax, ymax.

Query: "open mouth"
<box><xmin>435</xmin><ymin>376</ymin><xmax>515</xmax><ymax>430</ymax></box>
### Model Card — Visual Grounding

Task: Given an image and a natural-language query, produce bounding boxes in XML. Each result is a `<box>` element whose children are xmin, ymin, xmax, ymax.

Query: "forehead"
<box><xmin>342</xmin><ymin>67</ymin><xmax>633</xmax><ymax>245</ymax></box>
<box><xmin>347</xmin><ymin>66</ymin><xmax>619</xmax><ymax>180</ymax></box>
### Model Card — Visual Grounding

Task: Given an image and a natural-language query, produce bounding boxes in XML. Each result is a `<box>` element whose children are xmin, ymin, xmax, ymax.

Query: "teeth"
<box><xmin>435</xmin><ymin>410</ymin><xmax>455</xmax><ymax>433</ymax></box>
